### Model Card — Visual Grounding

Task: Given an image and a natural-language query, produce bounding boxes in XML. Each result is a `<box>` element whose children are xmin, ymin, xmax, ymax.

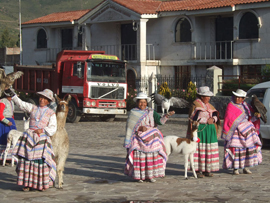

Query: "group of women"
<box><xmin>0</xmin><ymin>85</ymin><xmax>263</xmax><ymax>189</ymax></box>
<box><xmin>0</xmin><ymin>88</ymin><xmax>57</xmax><ymax>191</ymax></box>
<box><xmin>124</xmin><ymin>87</ymin><xmax>262</xmax><ymax>182</ymax></box>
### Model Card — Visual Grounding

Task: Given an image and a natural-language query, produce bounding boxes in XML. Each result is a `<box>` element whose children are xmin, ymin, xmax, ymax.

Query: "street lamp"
<box><xmin>19</xmin><ymin>0</ymin><xmax>22</xmax><ymax>65</ymax></box>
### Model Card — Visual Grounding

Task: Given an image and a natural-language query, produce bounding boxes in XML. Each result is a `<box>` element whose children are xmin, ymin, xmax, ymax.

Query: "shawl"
<box><xmin>187</xmin><ymin>98</ymin><xmax>220</xmax><ymax>138</ymax></box>
<box><xmin>124</xmin><ymin>107</ymin><xmax>148</xmax><ymax>148</ymax></box>
<box><xmin>124</xmin><ymin>107</ymin><xmax>167</xmax><ymax>160</ymax></box>
<box><xmin>222</xmin><ymin>100</ymin><xmax>251</xmax><ymax>142</ymax></box>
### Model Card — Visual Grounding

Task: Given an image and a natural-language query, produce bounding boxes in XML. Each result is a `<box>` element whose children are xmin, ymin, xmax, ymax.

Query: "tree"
<box><xmin>0</xmin><ymin>28</ymin><xmax>16</xmax><ymax>48</ymax></box>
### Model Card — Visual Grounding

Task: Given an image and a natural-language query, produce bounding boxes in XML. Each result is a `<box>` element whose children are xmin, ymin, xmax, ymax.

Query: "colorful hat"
<box><xmin>37</xmin><ymin>89</ymin><xmax>55</xmax><ymax>102</ymax></box>
<box><xmin>133</xmin><ymin>92</ymin><xmax>151</xmax><ymax>103</ymax></box>
<box><xmin>232</xmin><ymin>89</ymin><xmax>247</xmax><ymax>98</ymax></box>
<box><xmin>197</xmin><ymin>86</ymin><xmax>214</xmax><ymax>97</ymax></box>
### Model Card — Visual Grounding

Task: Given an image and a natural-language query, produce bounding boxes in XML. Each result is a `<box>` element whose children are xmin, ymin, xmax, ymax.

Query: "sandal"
<box><xmin>22</xmin><ymin>187</ymin><xmax>30</xmax><ymax>192</ymax></box>
<box><xmin>203</xmin><ymin>172</ymin><xmax>214</xmax><ymax>177</ymax></box>
<box><xmin>196</xmin><ymin>172</ymin><xmax>204</xmax><ymax>178</ymax></box>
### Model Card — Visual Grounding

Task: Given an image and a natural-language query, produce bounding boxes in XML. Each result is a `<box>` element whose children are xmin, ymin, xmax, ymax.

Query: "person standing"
<box><xmin>187</xmin><ymin>86</ymin><xmax>220</xmax><ymax>178</ymax></box>
<box><xmin>7</xmin><ymin>88</ymin><xmax>57</xmax><ymax>191</ymax></box>
<box><xmin>0</xmin><ymin>91</ymin><xmax>17</xmax><ymax>164</ymax></box>
<box><xmin>222</xmin><ymin>89</ymin><xmax>262</xmax><ymax>175</ymax></box>
<box><xmin>124</xmin><ymin>92</ymin><xmax>175</xmax><ymax>183</ymax></box>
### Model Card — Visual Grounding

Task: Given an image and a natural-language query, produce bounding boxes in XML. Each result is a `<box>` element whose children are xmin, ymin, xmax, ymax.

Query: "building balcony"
<box><xmin>193</xmin><ymin>41</ymin><xmax>234</xmax><ymax>61</ymax></box>
<box><xmin>46</xmin><ymin>44</ymin><xmax>156</xmax><ymax>63</ymax></box>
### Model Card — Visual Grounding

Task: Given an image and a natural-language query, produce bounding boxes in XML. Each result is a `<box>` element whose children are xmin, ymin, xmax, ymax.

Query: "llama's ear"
<box><xmin>66</xmin><ymin>95</ymin><xmax>72</xmax><ymax>103</ymax></box>
<box><xmin>54</xmin><ymin>94</ymin><xmax>60</xmax><ymax>103</ymax></box>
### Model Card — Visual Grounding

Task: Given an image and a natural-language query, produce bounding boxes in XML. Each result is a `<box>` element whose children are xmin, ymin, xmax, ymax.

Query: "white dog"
<box><xmin>164</xmin><ymin>118</ymin><xmax>201</xmax><ymax>179</ymax></box>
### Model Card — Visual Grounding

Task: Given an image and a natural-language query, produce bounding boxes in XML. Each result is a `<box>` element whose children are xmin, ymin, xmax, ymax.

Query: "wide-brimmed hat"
<box><xmin>232</xmin><ymin>89</ymin><xmax>247</xmax><ymax>98</ymax></box>
<box><xmin>37</xmin><ymin>89</ymin><xmax>55</xmax><ymax>102</ymax></box>
<box><xmin>133</xmin><ymin>92</ymin><xmax>151</xmax><ymax>103</ymax></box>
<box><xmin>3</xmin><ymin>89</ymin><xmax>14</xmax><ymax>97</ymax></box>
<box><xmin>197</xmin><ymin>86</ymin><xmax>214</xmax><ymax>97</ymax></box>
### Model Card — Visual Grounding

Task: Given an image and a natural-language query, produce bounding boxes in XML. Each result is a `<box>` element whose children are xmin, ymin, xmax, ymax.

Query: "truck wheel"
<box><xmin>99</xmin><ymin>115</ymin><xmax>115</xmax><ymax>122</ymax></box>
<box><xmin>67</xmin><ymin>101</ymin><xmax>81</xmax><ymax>123</ymax></box>
<box><xmin>24</xmin><ymin>98</ymin><xmax>38</xmax><ymax>118</ymax></box>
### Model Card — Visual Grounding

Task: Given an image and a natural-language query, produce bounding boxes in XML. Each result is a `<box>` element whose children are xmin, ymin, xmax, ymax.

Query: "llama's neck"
<box><xmin>56</xmin><ymin>112</ymin><xmax>67</xmax><ymax>128</ymax></box>
<box><xmin>191</xmin><ymin>129</ymin><xmax>198</xmax><ymax>142</ymax></box>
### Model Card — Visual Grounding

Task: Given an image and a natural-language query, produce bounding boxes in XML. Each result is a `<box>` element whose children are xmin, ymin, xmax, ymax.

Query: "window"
<box><xmin>239</xmin><ymin>12</ymin><xmax>259</xmax><ymax>39</ymax></box>
<box><xmin>175</xmin><ymin>66</ymin><xmax>191</xmax><ymax>89</ymax></box>
<box><xmin>61</xmin><ymin>29</ymin><xmax>73</xmax><ymax>49</ymax></box>
<box><xmin>37</xmin><ymin>29</ymin><xmax>47</xmax><ymax>48</ymax></box>
<box><xmin>175</xmin><ymin>18</ymin><xmax>191</xmax><ymax>42</ymax></box>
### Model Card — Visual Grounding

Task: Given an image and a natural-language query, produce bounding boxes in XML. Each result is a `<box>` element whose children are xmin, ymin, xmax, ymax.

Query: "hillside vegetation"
<box><xmin>0</xmin><ymin>0</ymin><xmax>103</xmax><ymax>46</ymax></box>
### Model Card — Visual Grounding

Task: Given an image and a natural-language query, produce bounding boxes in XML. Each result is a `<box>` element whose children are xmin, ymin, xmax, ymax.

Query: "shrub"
<box><xmin>158</xmin><ymin>82</ymin><xmax>171</xmax><ymax>99</ymax></box>
<box><xmin>185</xmin><ymin>81</ymin><xmax>197</xmax><ymax>102</ymax></box>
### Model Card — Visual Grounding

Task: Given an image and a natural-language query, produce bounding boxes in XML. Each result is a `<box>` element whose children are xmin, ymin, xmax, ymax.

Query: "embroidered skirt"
<box><xmin>223</xmin><ymin>129</ymin><xmax>262</xmax><ymax>169</ymax></box>
<box><xmin>130</xmin><ymin>150</ymin><xmax>165</xmax><ymax>180</ymax></box>
<box><xmin>0</xmin><ymin>118</ymin><xmax>16</xmax><ymax>161</ymax></box>
<box><xmin>16</xmin><ymin>157</ymin><xmax>53</xmax><ymax>190</ymax></box>
<box><xmin>193</xmin><ymin>124</ymin><xmax>219</xmax><ymax>172</ymax></box>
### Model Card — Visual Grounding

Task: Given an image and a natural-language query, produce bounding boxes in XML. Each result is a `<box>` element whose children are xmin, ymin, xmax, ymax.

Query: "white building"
<box><xmin>21</xmin><ymin>0</ymin><xmax>270</xmax><ymax>90</ymax></box>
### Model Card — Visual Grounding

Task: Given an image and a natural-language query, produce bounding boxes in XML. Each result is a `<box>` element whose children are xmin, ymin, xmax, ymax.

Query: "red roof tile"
<box><xmin>22</xmin><ymin>0</ymin><xmax>270</xmax><ymax>25</ymax></box>
<box><xmin>22</xmin><ymin>9</ymin><xmax>91</xmax><ymax>25</ymax></box>
<box><xmin>158</xmin><ymin>0</ymin><xmax>270</xmax><ymax>12</ymax></box>
<box><xmin>112</xmin><ymin>0</ymin><xmax>161</xmax><ymax>14</ymax></box>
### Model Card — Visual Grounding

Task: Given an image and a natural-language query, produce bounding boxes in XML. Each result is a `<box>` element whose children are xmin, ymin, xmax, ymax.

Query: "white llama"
<box><xmin>164</xmin><ymin>118</ymin><xmax>201</xmax><ymax>179</ymax></box>
<box><xmin>2</xmin><ymin>117</ymin><xmax>30</xmax><ymax>167</ymax></box>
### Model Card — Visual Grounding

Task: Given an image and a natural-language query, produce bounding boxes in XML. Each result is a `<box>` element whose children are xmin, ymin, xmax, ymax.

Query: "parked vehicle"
<box><xmin>14</xmin><ymin>50</ymin><xmax>127</xmax><ymax>123</ymax></box>
<box><xmin>246</xmin><ymin>81</ymin><xmax>270</xmax><ymax>144</ymax></box>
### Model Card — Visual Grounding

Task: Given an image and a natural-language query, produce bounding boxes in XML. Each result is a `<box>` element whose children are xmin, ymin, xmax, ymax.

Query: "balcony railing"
<box><xmin>193</xmin><ymin>41</ymin><xmax>234</xmax><ymax>60</ymax></box>
<box><xmin>46</xmin><ymin>44</ymin><xmax>156</xmax><ymax>62</ymax></box>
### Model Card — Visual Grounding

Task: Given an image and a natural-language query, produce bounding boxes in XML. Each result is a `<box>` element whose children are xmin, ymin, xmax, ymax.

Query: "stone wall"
<box><xmin>210</xmin><ymin>96</ymin><xmax>231</xmax><ymax>119</ymax></box>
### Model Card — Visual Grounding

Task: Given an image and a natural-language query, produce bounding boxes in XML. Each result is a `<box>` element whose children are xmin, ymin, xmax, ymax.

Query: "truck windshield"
<box><xmin>87</xmin><ymin>62</ymin><xmax>125</xmax><ymax>83</ymax></box>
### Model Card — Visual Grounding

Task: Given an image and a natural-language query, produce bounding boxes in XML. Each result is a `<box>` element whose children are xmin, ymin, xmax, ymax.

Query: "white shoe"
<box><xmin>233</xmin><ymin>169</ymin><xmax>239</xmax><ymax>175</ymax></box>
<box><xmin>243</xmin><ymin>168</ymin><xmax>252</xmax><ymax>174</ymax></box>
<box><xmin>138</xmin><ymin>180</ymin><xmax>144</xmax><ymax>183</ymax></box>
<box><xmin>149</xmin><ymin>179</ymin><xmax>156</xmax><ymax>183</ymax></box>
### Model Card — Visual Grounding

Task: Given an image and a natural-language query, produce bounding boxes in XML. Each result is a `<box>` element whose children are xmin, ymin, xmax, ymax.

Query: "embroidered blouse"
<box><xmin>12</xmin><ymin>95</ymin><xmax>57</xmax><ymax>136</ymax></box>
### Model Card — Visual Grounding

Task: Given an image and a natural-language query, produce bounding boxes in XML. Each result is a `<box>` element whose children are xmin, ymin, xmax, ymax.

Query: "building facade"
<box><xmin>20</xmin><ymin>0</ymin><xmax>270</xmax><ymax>92</ymax></box>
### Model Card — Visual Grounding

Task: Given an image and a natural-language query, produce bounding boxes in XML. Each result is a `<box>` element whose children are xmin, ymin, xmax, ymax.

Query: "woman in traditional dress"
<box><xmin>222</xmin><ymin>89</ymin><xmax>262</xmax><ymax>175</ymax></box>
<box><xmin>187</xmin><ymin>86</ymin><xmax>220</xmax><ymax>178</ymax></box>
<box><xmin>124</xmin><ymin>92</ymin><xmax>175</xmax><ymax>183</ymax></box>
<box><xmin>0</xmin><ymin>91</ymin><xmax>17</xmax><ymax>164</ymax></box>
<box><xmin>7</xmin><ymin>88</ymin><xmax>57</xmax><ymax>191</ymax></box>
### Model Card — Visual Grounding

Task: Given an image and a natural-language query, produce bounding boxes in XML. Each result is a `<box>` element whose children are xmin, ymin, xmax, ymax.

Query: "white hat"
<box><xmin>37</xmin><ymin>89</ymin><xmax>55</xmax><ymax>102</ymax></box>
<box><xmin>197</xmin><ymin>86</ymin><xmax>214</xmax><ymax>97</ymax></box>
<box><xmin>133</xmin><ymin>92</ymin><xmax>151</xmax><ymax>103</ymax></box>
<box><xmin>232</xmin><ymin>89</ymin><xmax>247</xmax><ymax>98</ymax></box>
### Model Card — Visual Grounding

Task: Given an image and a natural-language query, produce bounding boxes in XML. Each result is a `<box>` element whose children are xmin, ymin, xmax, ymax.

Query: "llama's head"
<box><xmin>189</xmin><ymin>118</ymin><xmax>201</xmax><ymax>142</ymax></box>
<box><xmin>23</xmin><ymin>117</ymin><xmax>30</xmax><ymax>131</ymax></box>
<box><xmin>55</xmin><ymin>94</ymin><xmax>72</xmax><ymax>116</ymax></box>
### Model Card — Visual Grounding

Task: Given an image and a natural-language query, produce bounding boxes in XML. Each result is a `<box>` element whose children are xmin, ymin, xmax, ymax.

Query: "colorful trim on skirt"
<box><xmin>223</xmin><ymin>146</ymin><xmax>262</xmax><ymax>169</ymax></box>
<box><xmin>193</xmin><ymin>124</ymin><xmax>219</xmax><ymax>172</ymax></box>
<box><xmin>16</xmin><ymin>157</ymin><xmax>53</xmax><ymax>190</ymax></box>
<box><xmin>126</xmin><ymin>150</ymin><xmax>165</xmax><ymax>180</ymax></box>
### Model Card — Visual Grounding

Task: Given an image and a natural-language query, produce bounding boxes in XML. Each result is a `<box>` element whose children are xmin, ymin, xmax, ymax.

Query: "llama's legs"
<box><xmin>2</xmin><ymin>143</ymin><xmax>10</xmax><ymax>166</ymax></box>
<box><xmin>190</xmin><ymin>153</ymin><xmax>197</xmax><ymax>178</ymax></box>
<box><xmin>57</xmin><ymin>154</ymin><xmax>68</xmax><ymax>189</ymax></box>
<box><xmin>184</xmin><ymin>154</ymin><xmax>189</xmax><ymax>179</ymax></box>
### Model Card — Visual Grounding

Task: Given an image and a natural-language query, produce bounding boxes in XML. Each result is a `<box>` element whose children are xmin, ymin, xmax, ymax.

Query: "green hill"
<box><xmin>0</xmin><ymin>0</ymin><xmax>103</xmax><ymax>46</ymax></box>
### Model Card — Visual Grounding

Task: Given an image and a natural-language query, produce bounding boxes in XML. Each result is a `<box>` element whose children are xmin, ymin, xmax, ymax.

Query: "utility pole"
<box><xmin>19</xmin><ymin>0</ymin><xmax>22</xmax><ymax>65</ymax></box>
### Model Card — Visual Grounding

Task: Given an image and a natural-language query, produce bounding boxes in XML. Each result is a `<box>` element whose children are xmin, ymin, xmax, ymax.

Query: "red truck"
<box><xmin>14</xmin><ymin>50</ymin><xmax>127</xmax><ymax>122</ymax></box>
